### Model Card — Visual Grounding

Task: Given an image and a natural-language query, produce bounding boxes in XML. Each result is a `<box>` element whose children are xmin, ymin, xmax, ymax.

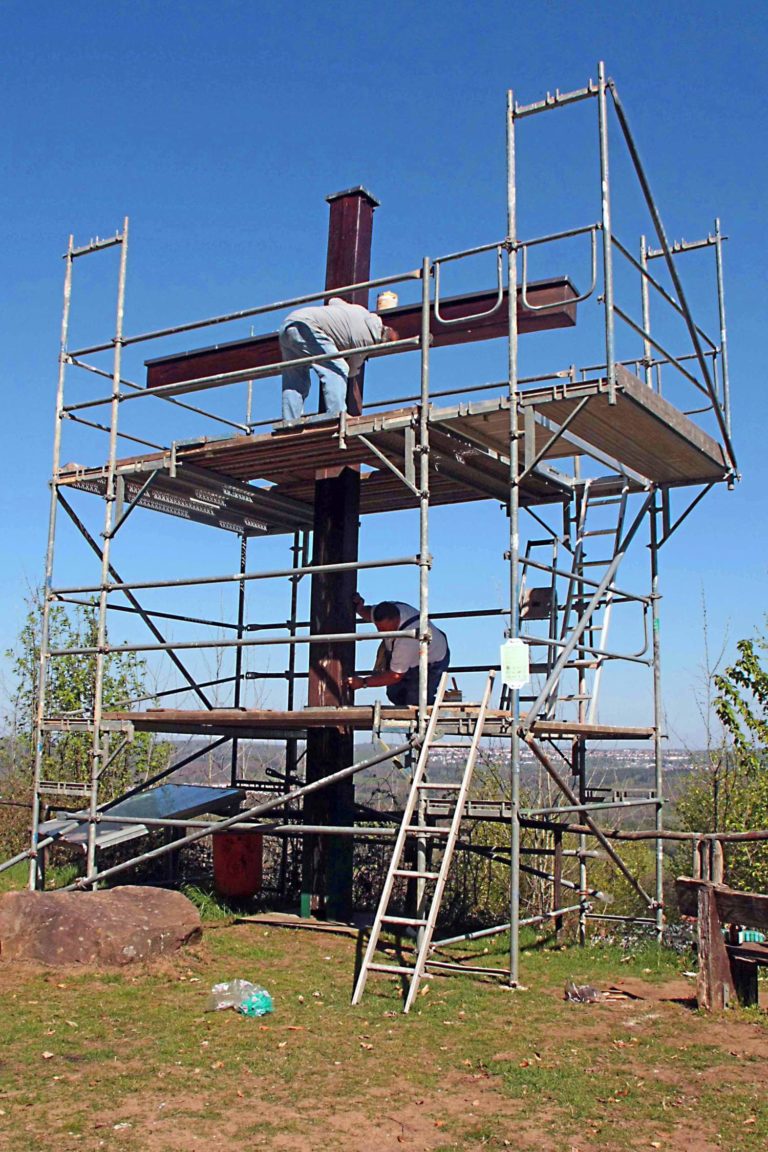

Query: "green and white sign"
<box><xmin>500</xmin><ymin>638</ymin><xmax>529</xmax><ymax>690</ymax></box>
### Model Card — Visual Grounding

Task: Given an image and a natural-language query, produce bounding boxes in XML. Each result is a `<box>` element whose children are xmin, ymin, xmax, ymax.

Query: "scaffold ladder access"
<box><xmin>352</xmin><ymin>670</ymin><xmax>496</xmax><ymax>1012</ymax></box>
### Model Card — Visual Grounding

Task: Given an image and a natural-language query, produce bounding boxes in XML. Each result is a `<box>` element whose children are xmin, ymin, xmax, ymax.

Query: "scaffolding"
<box><xmin>11</xmin><ymin>62</ymin><xmax>736</xmax><ymax>994</ymax></box>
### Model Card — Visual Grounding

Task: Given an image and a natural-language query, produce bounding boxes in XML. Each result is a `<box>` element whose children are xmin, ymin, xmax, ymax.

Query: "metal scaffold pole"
<box><xmin>86</xmin><ymin>218</ymin><xmax>129</xmax><ymax>879</ymax></box>
<box><xmin>713</xmin><ymin>218</ymin><xmax>732</xmax><ymax>440</ymax></box>
<box><xmin>506</xmin><ymin>89</ymin><xmax>522</xmax><ymax>987</ymax></box>
<box><xmin>418</xmin><ymin>256</ymin><xmax>431</xmax><ymax>740</ymax></box>
<box><xmin>597</xmin><ymin>61</ymin><xmax>617</xmax><ymax>404</ymax></box>
<box><xmin>29</xmin><ymin>233</ymin><xmax>75</xmax><ymax>890</ymax></box>
<box><xmin>650</xmin><ymin>492</ymin><xmax>665</xmax><ymax>940</ymax></box>
<box><xmin>230</xmin><ymin>533</ymin><xmax>248</xmax><ymax>785</ymax></box>
<box><xmin>415</xmin><ymin>256</ymin><xmax>432</xmax><ymax>948</ymax></box>
<box><xmin>640</xmin><ymin>235</ymin><xmax>653</xmax><ymax>389</ymax></box>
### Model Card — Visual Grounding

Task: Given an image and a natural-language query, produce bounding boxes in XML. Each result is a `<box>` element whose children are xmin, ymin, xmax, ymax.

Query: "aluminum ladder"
<box><xmin>352</xmin><ymin>670</ymin><xmax>496</xmax><ymax>1012</ymax></box>
<box><xmin>554</xmin><ymin>479</ymin><xmax>629</xmax><ymax>723</ymax></box>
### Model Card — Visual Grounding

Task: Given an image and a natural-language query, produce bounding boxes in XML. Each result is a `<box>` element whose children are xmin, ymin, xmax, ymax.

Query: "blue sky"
<box><xmin>2</xmin><ymin>0</ymin><xmax>766</xmax><ymax>747</ymax></box>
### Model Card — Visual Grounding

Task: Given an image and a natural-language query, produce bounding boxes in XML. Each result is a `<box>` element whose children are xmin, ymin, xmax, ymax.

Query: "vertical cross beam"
<box><xmin>301</xmin><ymin>187</ymin><xmax>379</xmax><ymax>920</ymax></box>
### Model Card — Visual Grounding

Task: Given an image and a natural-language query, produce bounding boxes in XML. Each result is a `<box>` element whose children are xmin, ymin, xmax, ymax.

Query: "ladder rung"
<box><xmin>405</xmin><ymin>826</ymin><xmax>450</xmax><ymax>836</ymax></box>
<box><xmin>418</xmin><ymin>782</ymin><xmax>462</xmax><ymax>790</ymax></box>
<box><xmin>367</xmin><ymin>963</ymin><xmax>415</xmax><ymax>975</ymax></box>
<box><xmin>393</xmin><ymin>868</ymin><xmax>440</xmax><ymax>880</ymax></box>
<box><xmin>430</xmin><ymin>742</ymin><xmax>472</xmax><ymax>749</ymax></box>
<box><xmin>582</xmin><ymin>528</ymin><xmax>617</xmax><ymax>537</ymax></box>
<box><xmin>381</xmin><ymin>915</ymin><xmax>428</xmax><ymax>926</ymax></box>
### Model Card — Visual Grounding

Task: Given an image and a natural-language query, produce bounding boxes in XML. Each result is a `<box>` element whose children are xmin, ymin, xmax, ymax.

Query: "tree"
<box><xmin>714</xmin><ymin>635</ymin><xmax>768</xmax><ymax>772</ymax></box>
<box><xmin>1</xmin><ymin>590</ymin><xmax>170</xmax><ymax>857</ymax></box>
<box><xmin>677</xmin><ymin>628</ymin><xmax>768</xmax><ymax>893</ymax></box>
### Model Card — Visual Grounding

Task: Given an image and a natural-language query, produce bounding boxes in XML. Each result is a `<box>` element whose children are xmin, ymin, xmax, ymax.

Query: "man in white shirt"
<box><xmin>347</xmin><ymin>594</ymin><xmax>450</xmax><ymax>706</ymax></box>
<box><xmin>278</xmin><ymin>298</ymin><xmax>398</xmax><ymax>421</ymax></box>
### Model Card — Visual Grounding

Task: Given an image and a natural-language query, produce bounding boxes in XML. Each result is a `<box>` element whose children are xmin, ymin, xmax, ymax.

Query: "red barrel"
<box><xmin>212</xmin><ymin>831</ymin><xmax>263</xmax><ymax>899</ymax></box>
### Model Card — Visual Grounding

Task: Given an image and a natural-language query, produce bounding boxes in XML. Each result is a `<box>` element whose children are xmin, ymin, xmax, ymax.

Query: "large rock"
<box><xmin>0</xmin><ymin>885</ymin><xmax>202</xmax><ymax>966</ymax></box>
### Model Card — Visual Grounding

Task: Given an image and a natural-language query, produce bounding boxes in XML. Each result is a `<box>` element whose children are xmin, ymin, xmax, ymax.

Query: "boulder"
<box><xmin>0</xmin><ymin>885</ymin><xmax>202</xmax><ymax>966</ymax></box>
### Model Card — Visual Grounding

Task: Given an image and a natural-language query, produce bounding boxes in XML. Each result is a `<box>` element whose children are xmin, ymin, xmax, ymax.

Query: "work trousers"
<box><xmin>385</xmin><ymin>650</ymin><xmax>451</xmax><ymax>707</ymax></box>
<box><xmin>279</xmin><ymin>320</ymin><xmax>348</xmax><ymax>420</ymax></box>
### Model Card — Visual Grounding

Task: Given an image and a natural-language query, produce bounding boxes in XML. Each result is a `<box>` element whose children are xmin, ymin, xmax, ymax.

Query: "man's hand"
<box><xmin>346</xmin><ymin>675</ymin><xmax>366</xmax><ymax>691</ymax></box>
<box><xmin>352</xmin><ymin>592</ymin><xmax>365</xmax><ymax>614</ymax></box>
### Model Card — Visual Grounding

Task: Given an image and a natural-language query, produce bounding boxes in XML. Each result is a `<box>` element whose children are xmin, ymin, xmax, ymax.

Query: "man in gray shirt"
<box><xmin>278</xmin><ymin>298</ymin><xmax>398</xmax><ymax>421</ymax></box>
<box><xmin>347</xmin><ymin>594</ymin><xmax>450</xmax><ymax>706</ymax></box>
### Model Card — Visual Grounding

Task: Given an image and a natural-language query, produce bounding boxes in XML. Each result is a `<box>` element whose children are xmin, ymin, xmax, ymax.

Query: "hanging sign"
<box><xmin>500</xmin><ymin>638</ymin><xmax>529</xmax><ymax>690</ymax></box>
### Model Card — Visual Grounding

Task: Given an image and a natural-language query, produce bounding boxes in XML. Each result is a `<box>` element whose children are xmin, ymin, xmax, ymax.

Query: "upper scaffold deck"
<box><xmin>60</xmin><ymin>363</ymin><xmax>729</xmax><ymax>536</ymax></box>
<box><xmin>104</xmin><ymin>704</ymin><xmax>655</xmax><ymax>743</ymax></box>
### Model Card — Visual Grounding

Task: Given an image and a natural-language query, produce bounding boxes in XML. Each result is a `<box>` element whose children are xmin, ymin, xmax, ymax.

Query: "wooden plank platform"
<box><xmin>59</xmin><ymin>366</ymin><xmax>730</xmax><ymax>536</ymax></box>
<box><xmin>524</xmin><ymin>364</ymin><xmax>727</xmax><ymax>486</ymax></box>
<box><xmin>102</xmin><ymin>705</ymin><xmax>655</xmax><ymax>742</ymax></box>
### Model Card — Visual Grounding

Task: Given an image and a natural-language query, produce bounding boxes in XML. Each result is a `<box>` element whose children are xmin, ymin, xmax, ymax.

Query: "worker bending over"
<box><xmin>347</xmin><ymin>594</ymin><xmax>450</xmax><ymax>706</ymax></box>
<box><xmin>278</xmin><ymin>298</ymin><xmax>398</xmax><ymax>421</ymax></box>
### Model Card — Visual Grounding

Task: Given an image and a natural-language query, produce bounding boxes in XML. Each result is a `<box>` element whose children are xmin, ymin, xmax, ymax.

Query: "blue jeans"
<box><xmin>279</xmin><ymin>320</ymin><xmax>348</xmax><ymax>420</ymax></box>
<box><xmin>385</xmin><ymin>650</ymin><xmax>451</xmax><ymax>707</ymax></box>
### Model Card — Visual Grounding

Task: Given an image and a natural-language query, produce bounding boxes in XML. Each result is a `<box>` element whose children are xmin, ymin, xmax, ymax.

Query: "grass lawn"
<box><xmin>1</xmin><ymin>886</ymin><xmax>766</xmax><ymax>1152</ymax></box>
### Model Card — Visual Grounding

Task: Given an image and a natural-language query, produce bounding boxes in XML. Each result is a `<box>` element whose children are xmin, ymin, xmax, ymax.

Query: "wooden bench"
<box><xmin>676</xmin><ymin>876</ymin><xmax>768</xmax><ymax>1010</ymax></box>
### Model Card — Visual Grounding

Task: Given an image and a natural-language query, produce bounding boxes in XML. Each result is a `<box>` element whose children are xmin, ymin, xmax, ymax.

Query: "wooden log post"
<box><xmin>696</xmin><ymin>881</ymin><xmax>736</xmax><ymax>1011</ymax></box>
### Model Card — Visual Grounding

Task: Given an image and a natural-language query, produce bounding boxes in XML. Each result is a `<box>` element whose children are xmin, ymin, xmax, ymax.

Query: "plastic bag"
<box><xmin>564</xmin><ymin>979</ymin><xmax>603</xmax><ymax>1003</ymax></box>
<box><xmin>206</xmin><ymin>979</ymin><xmax>273</xmax><ymax>1017</ymax></box>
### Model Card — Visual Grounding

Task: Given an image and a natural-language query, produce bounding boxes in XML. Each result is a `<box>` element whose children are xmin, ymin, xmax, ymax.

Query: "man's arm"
<box><xmin>352</xmin><ymin>592</ymin><xmax>373</xmax><ymax>623</ymax></box>
<box><xmin>348</xmin><ymin>669</ymin><xmax>405</xmax><ymax>692</ymax></box>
